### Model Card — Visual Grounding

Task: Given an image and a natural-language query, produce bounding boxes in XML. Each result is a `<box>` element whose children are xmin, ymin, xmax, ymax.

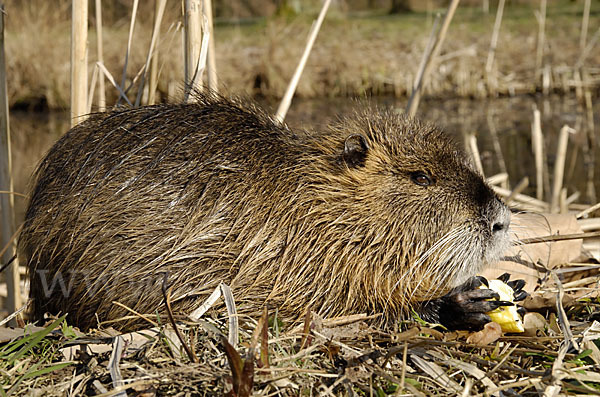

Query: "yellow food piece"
<box><xmin>482</xmin><ymin>279</ymin><xmax>524</xmax><ymax>333</ymax></box>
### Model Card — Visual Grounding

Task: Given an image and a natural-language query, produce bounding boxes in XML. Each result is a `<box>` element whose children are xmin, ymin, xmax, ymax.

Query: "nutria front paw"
<box><xmin>418</xmin><ymin>276</ymin><xmax>514</xmax><ymax>331</ymax></box>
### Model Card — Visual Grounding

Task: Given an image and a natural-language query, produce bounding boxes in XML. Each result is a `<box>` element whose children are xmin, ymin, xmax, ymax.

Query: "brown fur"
<box><xmin>19</xmin><ymin>94</ymin><xmax>510</xmax><ymax>330</ymax></box>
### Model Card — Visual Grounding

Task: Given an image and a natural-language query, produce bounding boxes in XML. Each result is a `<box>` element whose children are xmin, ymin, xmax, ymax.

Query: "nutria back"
<box><xmin>19</xmin><ymin>94</ymin><xmax>511</xmax><ymax>330</ymax></box>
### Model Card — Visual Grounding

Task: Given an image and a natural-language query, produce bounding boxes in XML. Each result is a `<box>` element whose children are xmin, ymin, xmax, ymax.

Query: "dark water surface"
<box><xmin>10</xmin><ymin>95</ymin><xmax>599</xmax><ymax>225</ymax></box>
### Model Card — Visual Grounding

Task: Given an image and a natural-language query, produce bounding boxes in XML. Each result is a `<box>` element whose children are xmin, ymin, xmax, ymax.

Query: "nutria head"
<box><xmin>270</xmin><ymin>109</ymin><xmax>512</xmax><ymax>321</ymax></box>
<box><xmin>19</xmin><ymin>95</ymin><xmax>511</xmax><ymax>330</ymax></box>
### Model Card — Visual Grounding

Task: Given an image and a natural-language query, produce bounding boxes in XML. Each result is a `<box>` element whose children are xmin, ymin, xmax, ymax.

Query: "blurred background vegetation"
<box><xmin>3</xmin><ymin>0</ymin><xmax>599</xmax><ymax>110</ymax></box>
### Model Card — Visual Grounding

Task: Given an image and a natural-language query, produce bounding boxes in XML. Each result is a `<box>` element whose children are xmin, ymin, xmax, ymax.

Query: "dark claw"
<box><xmin>507</xmin><ymin>279</ymin><xmax>526</xmax><ymax>293</ymax></box>
<box><xmin>489</xmin><ymin>300</ymin><xmax>515</xmax><ymax>308</ymax></box>
<box><xmin>498</xmin><ymin>273</ymin><xmax>511</xmax><ymax>283</ymax></box>
<box><xmin>513</xmin><ymin>291</ymin><xmax>529</xmax><ymax>302</ymax></box>
<box><xmin>517</xmin><ymin>306</ymin><xmax>526</xmax><ymax>316</ymax></box>
<box><xmin>476</xmin><ymin>276</ymin><xmax>489</xmax><ymax>288</ymax></box>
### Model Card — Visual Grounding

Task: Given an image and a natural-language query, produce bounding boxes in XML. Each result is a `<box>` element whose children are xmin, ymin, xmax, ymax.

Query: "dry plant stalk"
<box><xmin>467</xmin><ymin>134</ymin><xmax>484</xmax><ymax>177</ymax></box>
<box><xmin>580</xmin><ymin>0</ymin><xmax>591</xmax><ymax>52</ymax></box>
<box><xmin>406</xmin><ymin>0</ymin><xmax>460</xmax><ymax>118</ymax></box>
<box><xmin>204</xmin><ymin>0</ymin><xmax>218</xmax><ymax>92</ymax></box>
<box><xmin>184</xmin><ymin>0</ymin><xmax>204</xmax><ymax>100</ymax></box>
<box><xmin>94</xmin><ymin>0</ymin><xmax>105</xmax><ymax>111</ymax></box>
<box><xmin>0</xmin><ymin>4</ymin><xmax>20</xmax><ymax>316</ymax></box>
<box><xmin>70</xmin><ymin>0</ymin><xmax>88</xmax><ymax>126</ymax></box>
<box><xmin>550</xmin><ymin>125</ymin><xmax>573</xmax><ymax>213</ymax></box>
<box><xmin>275</xmin><ymin>0</ymin><xmax>332</xmax><ymax>123</ymax></box>
<box><xmin>505</xmin><ymin>177</ymin><xmax>528</xmax><ymax>204</ymax></box>
<box><xmin>135</xmin><ymin>0</ymin><xmax>167</xmax><ymax>107</ymax></box>
<box><xmin>485</xmin><ymin>0</ymin><xmax>505</xmax><ymax>74</ymax></box>
<box><xmin>412</xmin><ymin>14</ymin><xmax>440</xmax><ymax>95</ymax></box>
<box><xmin>531</xmin><ymin>107</ymin><xmax>544</xmax><ymax>201</ymax></box>
<box><xmin>535</xmin><ymin>0</ymin><xmax>546</xmax><ymax>76</ymax></box>
<box><xmin>148</xmin><ymin>0</ymin><xmax>162</xmax><ymax>105</ymax></box>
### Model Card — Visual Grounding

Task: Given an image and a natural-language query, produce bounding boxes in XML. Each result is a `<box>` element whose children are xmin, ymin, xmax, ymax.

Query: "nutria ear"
<box><xmin>343</xmin><ymin>134</ymin><xmax>369</xmax><ymax>167</ymax></box>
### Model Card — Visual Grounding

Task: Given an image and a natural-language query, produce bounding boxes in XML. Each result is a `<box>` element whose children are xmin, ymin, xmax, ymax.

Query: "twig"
<box><xmin>520</xmin><ymin>231</ymin><xmax>600</xmax><ymax>245</ymax></box>
<box><xmin>577</xmin><ymin>201</ymin><xmax>600</xmax><ymax>219</ymax></box>
<box><xmin>107</xmin><ymin>336</ymin><xmax>127</xmax><ymax>397</ymax></box>
<box><xmin>161</xmin><ymin>273</ymin><xmax>198</xmax><ymax>363</ymax></box>
<box><xmin>110</xmin><ymin>300</ymin><xmax>158</xmax><ymax>328</ymax></box>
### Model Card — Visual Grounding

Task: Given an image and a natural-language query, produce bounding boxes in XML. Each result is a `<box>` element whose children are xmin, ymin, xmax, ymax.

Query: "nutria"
<box><xmin>19</xmin><ymin>94</ymin><xmax>512</xmax><ymax>331</ymax></box>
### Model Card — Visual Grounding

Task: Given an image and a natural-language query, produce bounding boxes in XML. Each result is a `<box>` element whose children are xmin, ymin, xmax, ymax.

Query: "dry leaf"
<box><xmin>466</xmin><ymin>322</ymin><xmax>502</xmax><ymax>346</ymax></box>
<box><xmin>523</xmin><ymin>312</ymin><xmax>548</xmax><ymax>337</ymax></box>
<box><xmin>483</xmin><ymin>213</ymin><xmax>583</xmax><ymax>293</ymax></box>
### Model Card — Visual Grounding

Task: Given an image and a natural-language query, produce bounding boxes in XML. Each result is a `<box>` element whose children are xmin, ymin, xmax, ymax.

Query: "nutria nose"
<box><xmin>492</xmin><ymin>220</ymin><xmax>508</xmax><ymax>233</ymax></box>
<box><xmin>490</xmin><ymin>199</ymin><xmax>511</xmax><ymax>234</ymax></box>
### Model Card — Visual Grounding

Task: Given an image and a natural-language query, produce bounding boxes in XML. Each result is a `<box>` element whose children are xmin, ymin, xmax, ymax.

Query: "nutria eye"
<box><xmin>410</xmin><ymin>172</ymin><xmax>432</xmax><ymax>186</ymax></box>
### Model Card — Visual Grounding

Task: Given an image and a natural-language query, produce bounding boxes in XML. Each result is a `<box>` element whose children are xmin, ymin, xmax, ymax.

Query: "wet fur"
<box><xmin>20</xmin><ymin>94</ymin><xmax>510</xmax><ymax>330</ymax></box>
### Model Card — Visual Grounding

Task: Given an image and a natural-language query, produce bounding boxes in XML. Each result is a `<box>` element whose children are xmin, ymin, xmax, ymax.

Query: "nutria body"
<box><xmin>19</xmin><ymin>94</ymin><xmax>511</xmax><ymax>331</ymax></box>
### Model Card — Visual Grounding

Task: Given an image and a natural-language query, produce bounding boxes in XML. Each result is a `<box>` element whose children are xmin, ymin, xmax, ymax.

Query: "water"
<box><xmin>9</xmin><ymin>95</ymin><xmax>599</xmax><ymax>225</ymax></box>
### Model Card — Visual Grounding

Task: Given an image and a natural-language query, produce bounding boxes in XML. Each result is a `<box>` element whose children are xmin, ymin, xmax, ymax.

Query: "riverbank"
<box><xmin>5</xmin><ymin>0</ymin><xmax>600</xmax><ymax>110</ymax></box>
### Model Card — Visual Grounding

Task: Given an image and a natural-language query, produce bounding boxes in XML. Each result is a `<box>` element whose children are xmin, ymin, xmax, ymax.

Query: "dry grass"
<box><xmin>3</xmin><ymin>282</ymin><xmax>600</xmax><ymax>396</ymax></box>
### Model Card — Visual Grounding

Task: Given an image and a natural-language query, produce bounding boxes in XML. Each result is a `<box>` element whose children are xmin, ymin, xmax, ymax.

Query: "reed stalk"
<box><xmin>406</xmin><ymin>0</ymin><xmax>460</xmax><ymax>118</ymax></box>
<box><xmin>87</xmin><ymin>63</ymin><xmax>98</xmax><ymax>113</ymax></box>
<box><xmin>148</xmin><ymin>0</ymin><xmax>163</xmax><ymax>105</ymax></box>
<box><xmin>485</xmin><ymin>0</ymin><xmax>505</xmax><ymax>74</ymax></box>
<box><xmin>531</xmin><ymin>107</ymin><xmax>544</xmax><ymax>201</ymax></box>
<box><xmin>576</xmin><ymin>27</ymin><xmax>600</xmax><ymax>68</ymax></box>
<box><xmin>467</xmin><ymin>134</ymin><xmax>484</xmax><ymax>177</ymax></box>
<box><xmin>580</xmin><ymin>0</ymin><xmax>590</xmax><ymax>52</ymax></box>
<box><xmin>135</xmin><ymin>0</ymin><xmax>166</xmax><ymax>107</ymax></box>
<box><xmin>535</xmin><ymin>0</ymin><xmax>546</xmax><ymax>77</ymax></box>
<box><xmin>71</xmin><ymin>0</ymin><xmax>88</xmax><ymax>126</ymax></box>
<box><xmin>494</xmin><ymin>184</ymin><xmax>548</xmax><ymax>212</ymax></box>
<box><xmin>116</xmin><ymin>0</ymin><xmax>139</xmax><ymax>105</ymax></box>
<box><xmin>565</xmin><ymin>191</ymin><xmax>580</xmax><ymax>207</ymax></box>
<box><xmin>204</xmin><ymin>0</ymin><xmax>218</xmax><ymax>92</ymax></box>
<box><xmin>412</xmin><ymin>14</ymin><xmax>440</xmax><ymax>95</ymax></box>
<box><xmin>486</xmin><ymin>173</ymin><xmax>508</xmax><ymax>186</ymax></box>
<box><xmin>97</xmin><ymin>62</ymin><xmax>132</xmax><ymax>106</ymax></box>
<box><xmin>505</xmin><ymin>177</ymin><xmax>529</xmax><ymax>205</ymax></box>
<box><xmin>275</xmin><ymin>0</ymin><xmax>332</xmax><ymax>124</ymax></box>
<box><xmin>487</xmin><ymin>111</ymin><xmax>508</xmax><ymax>188</ymax></box>
<box><xmin>551</xmin><ymin>125</ymin><xmax>573</xmax><ymax>213</ymax></box>
<box><xmin>95</xmin><ymin>0</ymin><xmax>106</xmax><ymax>111</ymax></box>
<box><xmin>578</xmin><ymin>202</ymin><xmax>600</xmax><ymax>219</ymax></box>
<box><xmin>0</xmin><ymin>4</ymin><xmax>20</xmax><ymax>320</ymax></box>
<box><xmin>184</xmin><ymin>0</ymin><xmax>204</xmax><ymax>101</ymax></box>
